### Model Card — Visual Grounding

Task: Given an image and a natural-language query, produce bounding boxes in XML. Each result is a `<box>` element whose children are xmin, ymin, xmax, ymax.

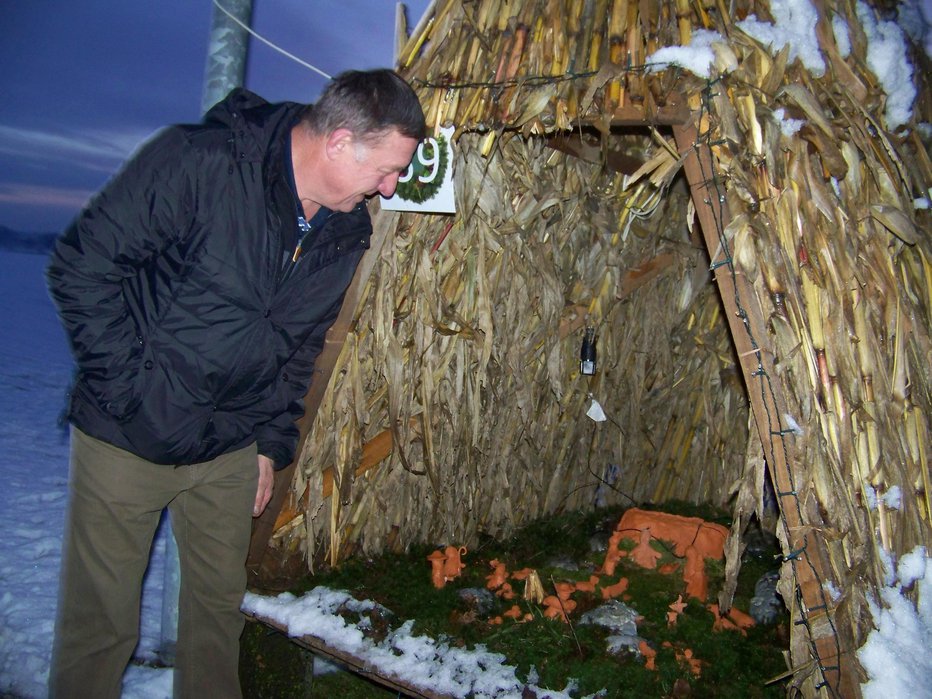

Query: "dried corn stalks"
<box><xmin>265</xmin><ymin>2</ymin><xmax>932</xmax><ymax>692</ymax></box>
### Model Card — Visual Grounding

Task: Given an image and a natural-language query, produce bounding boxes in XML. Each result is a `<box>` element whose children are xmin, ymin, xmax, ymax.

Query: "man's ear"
<box><xmin>325</xmin><ymin>128</ymin><xmax>355</xmax><ymax>160</ymax></box>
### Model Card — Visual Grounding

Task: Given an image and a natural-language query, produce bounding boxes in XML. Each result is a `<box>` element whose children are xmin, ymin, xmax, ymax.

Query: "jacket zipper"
<box><xmin>291</xmin><ymin>215</ymin><xmax>313</xmax><ymax>263</ymax></box>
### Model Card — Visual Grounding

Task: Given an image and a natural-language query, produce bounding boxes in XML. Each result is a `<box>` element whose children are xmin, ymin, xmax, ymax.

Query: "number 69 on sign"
<box><xmin>399</xmin><ymin>138</ymin><xmax>441</xmax><ymax>184</ymax></box>
<box><xmin>382</xmin><ymin>125</ymin><xmax>455</xmax><ymax>214</ymax></box>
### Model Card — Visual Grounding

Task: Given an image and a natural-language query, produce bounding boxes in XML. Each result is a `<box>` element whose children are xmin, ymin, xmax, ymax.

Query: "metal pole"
<box><xmin>201</xmin><ymin>0</ymin><xmax>254</xmax><ymax>115</ymax></box>
<box><xmin>159</xmin><ymin>0</ymin><xmax>255</xmax><ymax>667</ymax></box>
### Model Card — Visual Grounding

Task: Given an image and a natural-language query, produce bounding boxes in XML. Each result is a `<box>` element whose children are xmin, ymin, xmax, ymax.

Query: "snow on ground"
<box><xmin>0</xmin><ymin>249</ymin><xmax>172</xmax><ymax>697</ymax></box>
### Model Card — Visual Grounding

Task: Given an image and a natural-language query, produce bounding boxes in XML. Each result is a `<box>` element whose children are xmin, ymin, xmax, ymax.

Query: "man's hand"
<box><xmin>254</xmin><ymin>455</ymin><xmax>274</xmax><ymax>517</ymax></box>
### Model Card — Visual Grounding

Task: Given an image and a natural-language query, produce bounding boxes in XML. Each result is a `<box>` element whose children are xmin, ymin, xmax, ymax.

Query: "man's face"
<box><xmin>325</xmin><ymin>128</ymin><xmax>419</xmax><ymax>212</ymax></box>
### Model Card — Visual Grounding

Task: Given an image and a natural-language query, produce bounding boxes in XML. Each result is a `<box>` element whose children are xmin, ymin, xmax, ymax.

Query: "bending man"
<box><xmin>47</xmin><ymin>69</ymin><xmax>424</xmax><ymax>698</ymax></box>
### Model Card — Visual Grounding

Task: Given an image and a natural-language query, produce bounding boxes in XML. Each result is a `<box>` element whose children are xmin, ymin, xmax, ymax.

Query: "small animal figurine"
<box><xmin>427</xmin><ymin>550</ymin><xmax>448</xmax><ymax>589</ymax></box>
<box><xmin>485</xmin><ymin>559</ymin><xmax>508</xmax><ymax>590</ymax></box>
<box><xmin>442</xmin><ymin>545</ymin><xmax>468</xmax><ymax>582</ymax></box>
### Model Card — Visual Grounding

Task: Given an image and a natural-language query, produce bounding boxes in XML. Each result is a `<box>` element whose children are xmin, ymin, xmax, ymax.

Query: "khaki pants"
<box><xmin>50</xmin><ymin>428</ymin><xmax>258</xmax><ymax>699</ymax></box>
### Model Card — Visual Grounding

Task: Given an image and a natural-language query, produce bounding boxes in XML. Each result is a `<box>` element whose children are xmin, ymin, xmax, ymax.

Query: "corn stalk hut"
<box><xmin>249</xmin><ymin>0</ymin><xmax>932</xmax><ymax>695</ymax></box>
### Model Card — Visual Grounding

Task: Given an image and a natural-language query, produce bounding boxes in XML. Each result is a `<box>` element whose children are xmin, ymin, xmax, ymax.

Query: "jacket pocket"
<box><xmin>79</xmin><ymin>351</ymin><xmax>147</xmax><ymax>422</ymax></box>
<box><xmin>118</xmin><ymin>365</ymin><xmax>214</xmax><ymax>464</ymax></box>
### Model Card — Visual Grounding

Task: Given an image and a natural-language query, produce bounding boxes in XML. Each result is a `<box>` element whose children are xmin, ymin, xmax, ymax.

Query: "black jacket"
<box><xmin>47</xmin><ymin>89</ymin><xmax>370</xmax><ymax>468</ymax></box>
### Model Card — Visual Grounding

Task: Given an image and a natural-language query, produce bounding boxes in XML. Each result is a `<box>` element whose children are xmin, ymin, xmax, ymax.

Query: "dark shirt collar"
<box><xmin>282</xmin><ymin>127</ymin><xmax>331</xmax><ymax>254</ymax></box>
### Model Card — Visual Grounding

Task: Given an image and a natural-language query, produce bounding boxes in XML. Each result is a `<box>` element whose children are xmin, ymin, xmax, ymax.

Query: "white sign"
<box><xmin>381</xmin><ymin>125</ymin><xmax>455</xmax><ymax>214</ymax></box>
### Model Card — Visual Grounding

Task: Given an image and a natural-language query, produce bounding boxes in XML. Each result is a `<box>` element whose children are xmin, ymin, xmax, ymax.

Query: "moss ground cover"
<box><xmin>241</xmin><ymin>503</ymin><xmax>788</xmax><ymax>697</ymax></box>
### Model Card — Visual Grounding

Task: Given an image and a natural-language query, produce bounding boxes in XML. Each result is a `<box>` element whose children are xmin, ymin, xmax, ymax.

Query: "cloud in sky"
<box><xmin>0</xmin><ymin>124</ymin><xmax>151</xmax><ymax>174</ymax></box>
<box><xmin>0</xmin><ymin>123</ymin><xmax>155</xmax><ymax>232</ymax></box>
<box><xmin>0</xmin><ymin>183</ymin><xmax>93</xmax><ymax>212</ymax></box>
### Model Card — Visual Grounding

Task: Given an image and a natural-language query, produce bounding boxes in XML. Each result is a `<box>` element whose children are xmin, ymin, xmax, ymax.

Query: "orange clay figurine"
<box><xmin>496</xmin><ymin>581</ymin><xmax>516</xmax><ymax>600</ymax></box>
<box><xmin>725</xmin><ymin>606</ymin><xmax>756</xmax><ymax>630</ymax></box>
<box><xmin>541</xmin><ymin>595</ymin><xmax>563</xmax><ymax>620</ymax></box>
<box><xmin>667</xmin><ymin>594</ymin><xmax>687</xmax><ymax>627</ymax></box>
<box><xmin>677</xmin><ymin>648</ymin><xmax>702</xmax><ymax>677</ymax></box>
<box><xmin>682</xmin><ymin>545</ymin><xmax>709</xmax><ymax>600</ymax></box>
<box><xmin>486</xmin><ymin>559</ymin><xmax>508</xmax><ymax>590</ymax></box>
<box><xmin>615</xmin><ymin>509</ymin><xmax>728</xmax><ymax>560</ymax></box>
<box><xmin>638</xmin><ymin>641</ymin><xmax>657</xmax><ymax>671</ymax></box>
<box><xmin>427</xmin><ymin>550</ymin><xmax>447</xmax><ymax>589</ymax></box>
<box><xmin>503</xmin><ymin>604</ymin><xmax>524</xmax><ymax>620</ymax></box>
<box><xmin>541</xmin><ymin>594</ymin><xmax>575</xmax><ymax>622</ymax></box>
<box><xmin>511</xmin><ymin>567</ymin><xmax>534</xmax><ymax>580</ymax></box>
<box><xmin>442</xmin><ymin>545</ymin><xmax>467</xmax><ymax>582</ymax></box>
<box><xmin>574</xmin><ymin>575</ymin><xmax>599</xmax><ymax>593</ymax></box>
<box><xmin>601</xmin><ymin>530</ymin><xmax>626</xmax><ymax>576</ymax></box>
<box><xmin>600</xmin><ymin>576</ymin><xmax>629</xmax><ymax>599</ymax></box>
<box><xmin>554</xmin><ymin>582</ymin><xmax>575</xmax><ymax>601</ymax></box>
<box><xmin>708</xmin><ymin>604</ymin><xmax>747</xmax><ymax>635</ymax></box>
<box><xmin>615</xmin><ymin>508</ymin><xmax>728</xmax><ymax>602</ymax></box>
<box><xmin>629</xmin><ymin>527</ymin><xmax>662</xmax><ymax>569</ymax></box>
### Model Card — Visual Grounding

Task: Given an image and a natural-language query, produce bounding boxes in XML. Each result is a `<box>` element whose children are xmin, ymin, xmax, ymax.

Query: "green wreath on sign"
<box><xmin>395</xmin><ymin>134</ymin><xmax>448</xmax><ymax>204</ymax></box>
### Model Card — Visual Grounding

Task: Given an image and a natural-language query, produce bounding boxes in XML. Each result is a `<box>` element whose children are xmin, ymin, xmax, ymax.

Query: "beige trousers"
<box><xmin>50</xmin><ymin>428</ymin><xmax>258</xmax><ymax>699</ymax></box>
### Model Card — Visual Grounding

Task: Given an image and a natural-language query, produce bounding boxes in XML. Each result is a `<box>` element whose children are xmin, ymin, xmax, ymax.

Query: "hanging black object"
<box><xmin>580</xmin><ymin>326</ymin><xmax>597</xmax><ymax>376</ymax></box>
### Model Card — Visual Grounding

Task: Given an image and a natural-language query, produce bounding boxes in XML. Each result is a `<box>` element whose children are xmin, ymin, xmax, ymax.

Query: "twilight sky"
<box><xmin>0</xmin><ymin>0</ymin><xmax>430</xmax><ymax>234</ymax></box>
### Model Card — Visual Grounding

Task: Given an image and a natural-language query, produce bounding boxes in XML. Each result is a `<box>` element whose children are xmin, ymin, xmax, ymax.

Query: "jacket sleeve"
<box><xmin>254</xmin><ymin>295</ymin><xmax>346</xmax><ymax>469</ymax></box>
<box><xmin>46</xmin><ymin>127</ymin><xmax>197</xmax><ymax>419</ymax></box>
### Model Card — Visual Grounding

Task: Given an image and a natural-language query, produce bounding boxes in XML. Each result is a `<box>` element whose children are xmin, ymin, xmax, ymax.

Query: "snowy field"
<box><xmin>0</xmin><ymin>249</ymin><xmax>172</xmax><ymax>697</ymax></box>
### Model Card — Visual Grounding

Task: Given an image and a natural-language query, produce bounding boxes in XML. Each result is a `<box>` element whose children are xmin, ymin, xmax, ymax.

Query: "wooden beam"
<box><xmin>246</xmin><ymin>203</ymin><xmax>400</xmax><ymax>581</ymax></box>
<box><xmin>321</xmin><ymin>416</ymin><xmax>424</xmax><ymax>499</ymax></box>
<box><xmin>672</xmin><ymin>121</ymin><xmax>859</xmax><ymax>698</ymax></box>
<box><xmin>245</xmin><ymin>613</ymin><xmax>456</xmax><ymax>699</ymax></box>
<box><xmin>549</xmin><ymin>92</ymin><xmax>691</xmax><ymax>174</ymax></box>
<box><xmin>548</xmin><ymin>133</ymin><xmax>646</xmax><ymax>175</ymax></box>
<box><xmin>609</xmin><ymin>91</ymin><xmax>690</xmax><ymax>126</ymax></box>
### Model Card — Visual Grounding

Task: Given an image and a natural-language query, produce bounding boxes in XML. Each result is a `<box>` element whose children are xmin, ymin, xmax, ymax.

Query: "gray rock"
<box><xmin>749</xmin><ymin>570</ymin><xmax>785</xmax><ymax>624</ymax></box>
<box><xmin>545</xmin><ymin>554</ymin><xmax>580</xmax><ymax>571</ymax></box>
<box><xmin>606</xmin><ymin>633</ymin><xmax>647</xmax><ymax>656</ymax></box>
<box><xmin>579</xmin><ymin>599</ymin><xmax>640</xmax><ymax>636</ymax></box>
<box><xmin>457</xmin><ymin>587</ymin><xmax>497</xmax><ymax>616</ymax></box>
<box><xmin>588</xmin><ymin>533</ymin><xmax>609</xmax><ymax>553</ymax></box>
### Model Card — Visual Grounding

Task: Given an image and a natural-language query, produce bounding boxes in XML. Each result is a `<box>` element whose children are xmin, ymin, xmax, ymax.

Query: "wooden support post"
<box><xmin>672</xmin><ymin>121</ymin><xmax>859</xmax><ymax>698</ymax></box>
<box><xmin>246</xmin><ymin>204</ymin><xmax>400</xmax><ymax>584</ymax></box>
<box><xmin>245</xmin><ymin>613</ymin><xmax>457</xmax><ymax>699</ymax></box>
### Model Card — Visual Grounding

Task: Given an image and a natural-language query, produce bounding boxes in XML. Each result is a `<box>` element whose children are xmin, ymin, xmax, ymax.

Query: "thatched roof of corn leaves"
<box><xmin>254</xmin><ymin>1</ymin><xmax>932</xmax><ymax>695</ymax></box>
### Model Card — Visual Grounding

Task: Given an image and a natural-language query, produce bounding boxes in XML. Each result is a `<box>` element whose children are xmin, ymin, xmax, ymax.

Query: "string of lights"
<box><xmin>692</xmin><ymin>78</ymin><xmax>845</xmax><ymax>697</ymax></box>
<box><xmin>411</xmin><ymin>69</ymin><xmax>615</xmax><ymax>91</ymax></box>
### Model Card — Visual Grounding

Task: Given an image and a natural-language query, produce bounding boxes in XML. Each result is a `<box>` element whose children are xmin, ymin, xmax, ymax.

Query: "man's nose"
<box><xmin>378</xmin><ymin>172</ymin><xmax>401</xmax><ymax>197</ymax></box>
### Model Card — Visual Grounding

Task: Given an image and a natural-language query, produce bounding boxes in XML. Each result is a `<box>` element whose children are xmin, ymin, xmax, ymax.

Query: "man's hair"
<box><xmin>302</xmin><ymin>69</ymin><xmax>426</xmax><ymax>143</ymax></box>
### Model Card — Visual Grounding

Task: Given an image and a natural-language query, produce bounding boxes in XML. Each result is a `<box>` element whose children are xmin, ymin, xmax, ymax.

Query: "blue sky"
<box><xmin>0</xmin><ymin>0</ymin><xmax>429</xmax><ymax>233</ymax></box>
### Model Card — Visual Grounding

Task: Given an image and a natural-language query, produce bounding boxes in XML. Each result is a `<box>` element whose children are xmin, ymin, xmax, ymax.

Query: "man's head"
<box><xmin>294</xmin><ymin>69</ymin><xmax>426</xmax><ymax>212</ymax></box>
<box><xmin>302</xmin><ymin>69</ymin><xmax>426</xmax><ymax>143</ymax></box>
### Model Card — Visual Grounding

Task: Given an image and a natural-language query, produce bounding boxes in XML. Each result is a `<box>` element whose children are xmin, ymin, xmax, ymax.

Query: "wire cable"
<box><xmin>211</xmin><ymin>0</ymin><xmax>332</xmax><ymax>81</ymax></box>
